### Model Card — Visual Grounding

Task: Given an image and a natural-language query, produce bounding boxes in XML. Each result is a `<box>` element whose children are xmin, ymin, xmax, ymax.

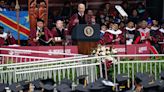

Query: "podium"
<box><xmin>72</xmin><ymin>24</ymin><xmax>100</xmax><ymax>54</ymax></box>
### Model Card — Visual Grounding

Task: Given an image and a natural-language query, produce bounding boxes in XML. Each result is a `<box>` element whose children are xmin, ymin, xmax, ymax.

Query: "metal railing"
<box><xmin>0</xmin><ymin>48</ymin><xmax>164</xmax><ymax>88</ymax></box>
<box><xmin>111</xmin><ymin>54</ymin><xmax>164</xmax><ymax>88</ymax></box>
<box><xmin>0</xmin><ymin>55</ymin><xmax>107</xmax><ymax>84</ymax></box>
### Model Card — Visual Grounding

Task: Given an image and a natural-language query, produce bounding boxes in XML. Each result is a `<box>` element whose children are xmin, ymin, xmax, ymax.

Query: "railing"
<box><xmin>0</xmin><ymin>49</ymin><xmax>164</xmax><ymax>89</ymax></box>
<box><xmin>111</xmin><ymin>54</ymin><xmax>164</xmax><ymax>89</ymax></box>
<box><xmin>0</xmin><ymin>48</ymin><xmax>82</xmax><ymax>64</ymax></box>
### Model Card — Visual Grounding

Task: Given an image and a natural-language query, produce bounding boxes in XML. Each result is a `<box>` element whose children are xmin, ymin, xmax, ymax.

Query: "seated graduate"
<box><xmin>98</xmin><ymin>23</ymin><xmax>124</xmax><ymax>45</ymax></box>
<box><xmin>28</xmin><ymin>19</ymin><xmax>53</xmax><ymax>46</ymax></box>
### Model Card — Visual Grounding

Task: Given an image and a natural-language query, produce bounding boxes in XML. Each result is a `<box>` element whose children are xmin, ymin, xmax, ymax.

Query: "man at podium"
<box><xmin>68</xmin><ymin>3</ymin><xmax>96</xmax><ymax>35</ymax></box>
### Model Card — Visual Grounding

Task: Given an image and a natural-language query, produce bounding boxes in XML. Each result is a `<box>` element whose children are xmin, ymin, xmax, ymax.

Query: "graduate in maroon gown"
<box><xmin>28</xmin><ymin>19</ymin><xmax>53</xmax><ymax>46</ymax></box>
<box><xmin>98</xmin><ymin>23</ymin><xmax>124</xmax><ymax>45</ymax></box>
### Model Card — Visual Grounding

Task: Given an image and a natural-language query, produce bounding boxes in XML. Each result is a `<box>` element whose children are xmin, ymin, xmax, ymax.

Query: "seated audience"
<box><xmin>99</xmin><ymin>23</ymin><xmax>124</xmax><ymax>45</ymax></box>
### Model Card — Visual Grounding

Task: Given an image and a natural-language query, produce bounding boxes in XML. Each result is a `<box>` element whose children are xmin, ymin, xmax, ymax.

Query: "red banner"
<box><xmin>0</xmin><ymin>46</ymin><xmax>78</xmax><ymax>58</ymax></box>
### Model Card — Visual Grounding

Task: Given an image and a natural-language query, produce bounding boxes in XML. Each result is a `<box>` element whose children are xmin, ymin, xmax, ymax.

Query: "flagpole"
<box><xmin>15</xmin><ymin>0</ymin><xmax>20</xmax><ymax>45</ymax></box>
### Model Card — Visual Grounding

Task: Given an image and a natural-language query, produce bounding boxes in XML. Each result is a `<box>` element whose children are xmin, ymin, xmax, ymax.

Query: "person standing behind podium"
<box><xmin>68</xmin><ymin>3</ymin><xmax>96</xmax><ymax>35</ymax></box>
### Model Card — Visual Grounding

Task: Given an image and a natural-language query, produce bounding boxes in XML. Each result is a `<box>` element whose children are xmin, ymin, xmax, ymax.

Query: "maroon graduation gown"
<box><xmin>28</xmin><ymin>27</ymin><xmax>53</xmax><ymax>46</ymax></box>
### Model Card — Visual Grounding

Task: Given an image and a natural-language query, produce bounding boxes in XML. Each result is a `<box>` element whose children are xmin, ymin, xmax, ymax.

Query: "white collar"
<box><xmin>78</xmin><ymin>12</ymin><xmax>84</xmax><ymax>16</ymax></box>
<box><xmin>125</xmin><ymin>27</ymin><xmax>136</xmax><ymax>31</ymax></box>
<box><xmin>100</xmin><ymin>30</ymin><xmax>105</xmax><ymax>34</ymax></box>
<box><xmin>151</xmin><ymin>26</ymin><xmax>159</xmax><ymax>30</ymax></box>
<box><xmin>106</xmin><ymin>29</ymin><xmax>122</xmax><ymax>35</ymax></box>
<box><xmin>159</xmin><ymin>28</ymin><xmax>164</xmax><ymax>33</ymax></box>
<box><xmin>138</xmin><ymin>28</ymin><xmax>150</xmax><ymax>33</ymax></box>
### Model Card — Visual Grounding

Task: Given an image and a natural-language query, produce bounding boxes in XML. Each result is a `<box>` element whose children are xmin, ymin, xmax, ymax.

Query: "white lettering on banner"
<box><xmin>8</xmin><ymin>50</ymin><xmax>32</xmax><ymax>55</ymax></box>
<box><xmin>139</xmin><ymin>46</ymin><xmax>147</xmax><ymax>53</ymax></box>
<box><xmin>48</xmin><ymin>49</ymin><xmax>71</xmax><ymax>56</ymax></box>
<box><xmin>116</xmin><ymin>48</ymin><xmax>125</xmax><ymax>53</ymax></box>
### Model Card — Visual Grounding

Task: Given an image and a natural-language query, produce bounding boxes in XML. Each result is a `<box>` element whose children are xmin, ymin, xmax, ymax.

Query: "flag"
<box><xmin>0</xmin><ymin>11</ymin><xmax>30</xmax><ymax>40</ymax></box>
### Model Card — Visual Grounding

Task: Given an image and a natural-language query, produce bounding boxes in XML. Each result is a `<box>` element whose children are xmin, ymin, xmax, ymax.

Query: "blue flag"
<box><xmin>0</xmin><ymin>11</ymin><xmax>30</xmax><ymax>40</ymax></box>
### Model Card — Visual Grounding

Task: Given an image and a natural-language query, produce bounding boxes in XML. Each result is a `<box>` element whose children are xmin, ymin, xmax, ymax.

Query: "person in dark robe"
<box><xmin>67</xmin><ymin>3</ymin><xmax>88</xmax><ymax>35</ymax></box>
<box><xmin>98</xmin><ymin>23</ymin><xmax>124</xmax><ymax>45</ymax></box>
<box><xmin>123</xmin><ymin>21</ymin><xmax>137</xmax><ymax>45</ymax></box>
<box><xmin>28</xmin><ymin>19</ymin><xmax>53</xmax><ymax>46</ymax></box>
<box><xmin>51</xmin><ymin>20</ymin><xmax>70</xmax><ymax>46</ymax></box>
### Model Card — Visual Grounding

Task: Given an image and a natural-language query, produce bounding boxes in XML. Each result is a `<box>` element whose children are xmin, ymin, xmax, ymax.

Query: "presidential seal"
<box><xmin>84</xmin><ymin>26</ymin><xmax>94</xmax><ymax>37</ymax></box>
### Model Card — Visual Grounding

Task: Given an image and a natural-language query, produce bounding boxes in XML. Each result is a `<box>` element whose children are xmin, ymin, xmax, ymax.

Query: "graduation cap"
<box><xmin>116</xmin><ymin>74</ymin><xmax>129</xmax><ymax>83</ymax></box>
<box><xmin>41</xmin><ymin>78</ymin><xmax>55</xmax><ymax>86</ymax></box>
<box><xmin>135</xmin><ymin>72</ymin><xmax>154</xmax><ymax>84</ymax></box>
<box><xmin>160</xmin><ymin>71</ymin><xmax>164</xmax><ymax>80</ymax></box>
<box><xmin>18</xmin><ymin>80</ymin><xmax>30</xmax><ymax>91</ymax></box>
<box><xmin>116</xmin><ymin>74</ymin><xmax>130</xmax><ymax>91</ymax></box>
<box><xmin>37</xmin><ymin>18</ymin><xmax>44</xmax><ymax>23</ymax></box>
<box><xmin>9</xmin><ymin>83</ymin><xmax>24</xmax><ymax>92</ymax></box>
<box><xmin>32</xmin><ymin>79</ymin><xmax>44</xmax><ymax>90</ymax></box>
<box><xmin>61</xmin><ymin>78</ymin><xmax>73</xmax><ymax>88</ymax></box>
<box><xmin>87</xmin><ymin>82</ymin><xmax>105</xmax><ymax>92</ymax></box>
<box><xmin>0</xmin><ymin>83</ymin><xmax>7</xmax><ymax>92</ymax></box>
<box><xmin>33</xmin><ymin>90</ymin><xmax>43</xmax><ymax>92</ymax></box>
<box><xmin>43</xmin><ymin>84</ymin><xmax>55</xmax><ymax>92</ymax></box>
<box><xmin>56</xmin><ymin>84</ymin><xmax>72</xmax><ymax>92</ymax></box>
<box><xmin>76</xmin><ymin>75</ymin><xmax>88</xmax><ymax>86</ymax></box>
<box><xmin>75</xmin><ymin>84</ymin><xmax>88</xmax><ymax>92</ymax></box>
<box><xmin>141</xmin><ymin>80</ymin><xmax>159</xmax><ymax>92</ymax></box>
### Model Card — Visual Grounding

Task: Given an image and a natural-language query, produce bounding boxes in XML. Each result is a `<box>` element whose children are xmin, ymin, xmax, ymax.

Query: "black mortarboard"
<box><xmin>116</xmin><ymin>74</ymin><xmax>130</xmax><ymax>91</ymax></box>
<box><xmin>37</xmin><ymin>18</ymin><xmax>44</xmax><ymax>23</ymax></box>
<box><xmin>43</xmin><ymin>84</ymin><xmax>54</xmax><ymax>92</ymax></box>
<box><xmin>75</xmin><ymin>84</ymin><xmax>88</xmax><ymax>92</ymax></box>
<box><xmin>141</xmin><ymin>79</ymin><xmax>159</xmax><ymax>92</ymax></box>
<box><xmin>33</xmin><ymin>90</ymin><xmax>42</xmax><ymax>92</ymax></box>
<box><xmin>32</xmin><ymin>79</ymin><xmax>44</xmax><ymax>90</ymax></box>
<box><xmin>0</xmin><ymin>83</ymin><xmax>7</xmax><ymax>92</ymax></box>
<box><xmin>18</xmin><ymin>80</ymin><xmax>30</xmax><ymax>91</ymax></box>
<box><xmin>87</xmin><ymin>82</ymin><xmax>105</xmax><ymax>92</ymax></box>
<box><xmin>76</xmin><ymin>75</ymin><xmax>88</xmax><ymax>85</ymax></box>
<box><xmin>9</xmin><ymin>83</ymin><xmax>24</xmax><ymax>92</ymax></box>
<box><xmin>56</xmin><ymin>84</ymin><xmax>72</xmax><ymax>92</ymax></box>
<box><xmin>160</xmin><ymin>71</ymin><xmax>164</xmax><ymax>80</ymax></box>
<box><xmin>41</xmin><ymin>78</ymin><xmax>55</xmax><ymax>86</ymax></box>
<box><xmin>135</xmin><ymin>72</ymin><xmax>154</xmax><ymax>84</ymax></box>
<box><xmin>61</xmin><ymin>78</ymin><xmax>73</xmax><ymax>88</ymax></box>
<box><xmin>155</xmin><ymin>80</ymin><xmax>164</xmax><ymax>92</ymax></box>
<box><xmin>116</xmin><ymin>74</ymin><xmax>129</xmax><ymax>83</ymax></box>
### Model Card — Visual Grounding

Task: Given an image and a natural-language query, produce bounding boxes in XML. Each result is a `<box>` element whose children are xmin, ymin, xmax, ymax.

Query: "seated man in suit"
<box><xmin>51</xmin><ymin>20</ymin><xmax>70</xmax><ymax>45</ymax></box>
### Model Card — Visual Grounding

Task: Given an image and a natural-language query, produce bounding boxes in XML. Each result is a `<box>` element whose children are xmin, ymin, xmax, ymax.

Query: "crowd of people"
<box><xmin>0</xmin><ymin>0</ymin><xmax>164</xmax><ymax>53</ymax></box>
